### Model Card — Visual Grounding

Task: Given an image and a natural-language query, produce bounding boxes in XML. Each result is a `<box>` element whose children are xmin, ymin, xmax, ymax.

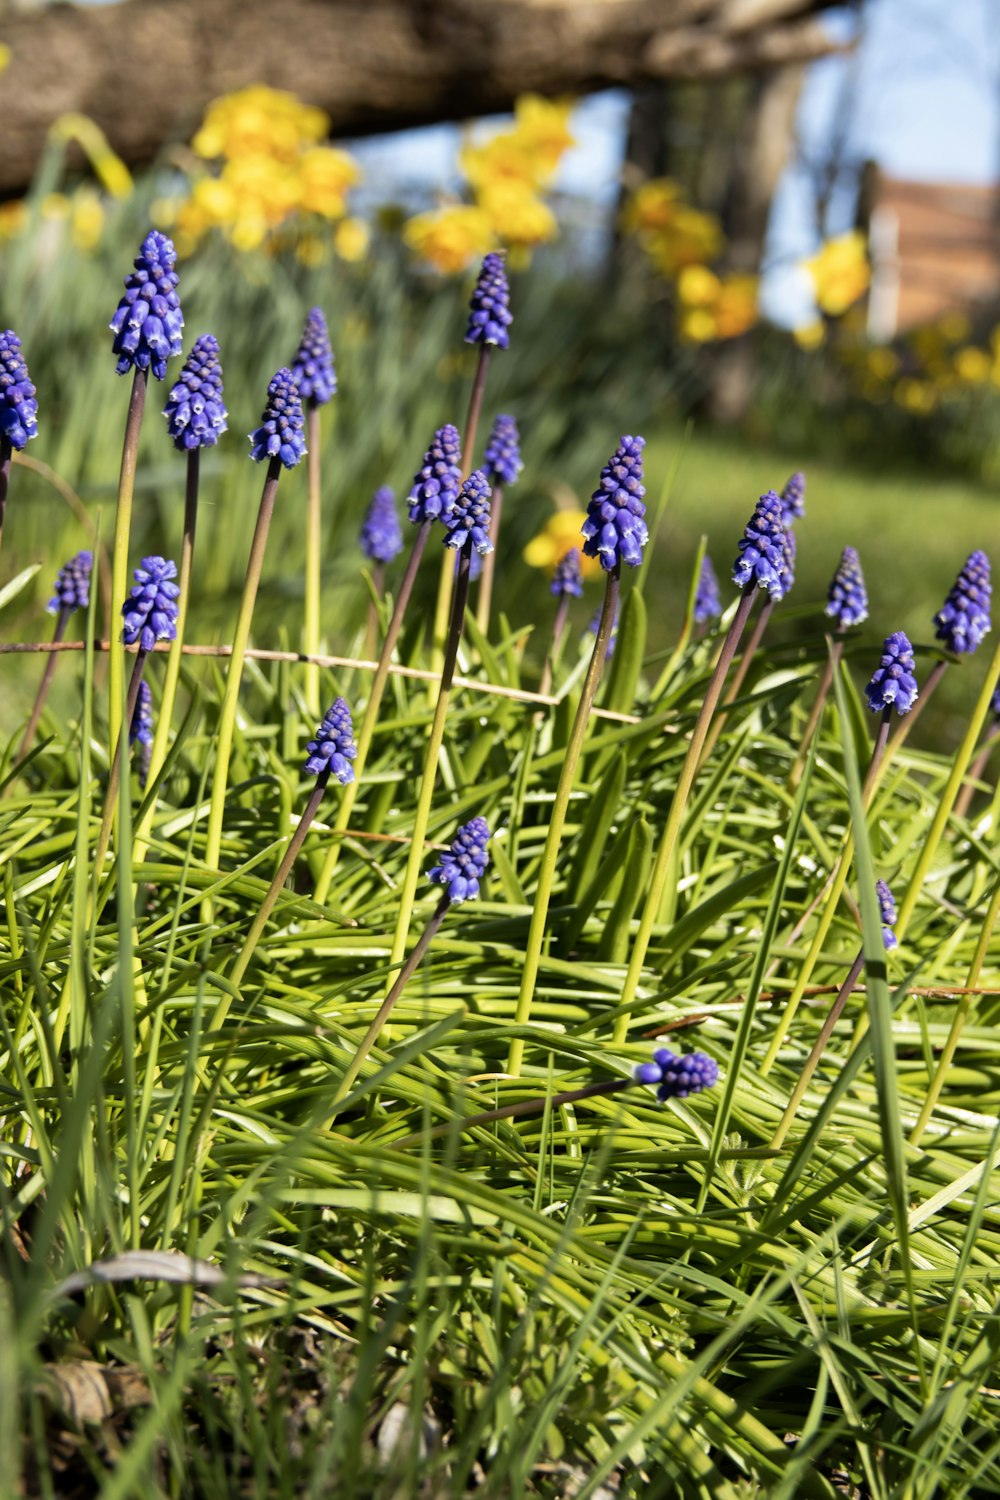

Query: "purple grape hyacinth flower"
<box><xmin>732</xmin><ymin>491</ymin><xmax>786</xmax><ymax>597</ymax></box>
<box><xmin>933</xmin><ymin>550</ymin><xmax>991</xmax><ymax>655</ymax></box>
<box><xmin>0</xmin><ymin>330</ymin><xmax>38</xmax><ymax>449</ymax></box>
<box><xmin>694</xmin><ymin>555</ymin><xmax>721</xmax><ymax>623</ymax></box>
<box><xmin>774</xmin><ymin>524</ymin><xmax>797</xmax><ymax>602</ymax></box>
<box><xmin>407</xmin><ymin>424</ymin><xmax>463</xmax><ymax>525</ymax></box>
<box><xmin>48</xmin><ymin>550</ymin><xmax>93</xmax><ymax>615</ymax></box>
<box><xmin>290</xmin><ymin>307</ymin><xmax>336</xmax><ymax>405</ymax></box>
<box><xmin>551</xmin><ymin>548</ymin><xmax>583</xmax><ymax>598</ymax></box>
<box><xmin>443</xmin><ymin>470</ymin><xmax>494</xmax><ymax>555</ymax></box>
<box><xmin>130</xmin><ymin>680</ymin><xmax>154</xmax><ymax>789</ymax></box>
<box><xmin>360</xmin><ymin>486</ymin><xmax>403</xmax><ymax>565</ymax></box>
<box><xmin>121</xmin><ymin>557</ymin><xmax>180</xmax><ymax>651</ymax></box>
<box><xmin>164</xmin><ymin>334</ymin><xmax>228</xmax><ymax>451</ymax></box>
<box><xmin>865</xmin><ymin>631</ymin><xmax>919</xmax><ymax>715</ymax></box>
<box><xmin>304</xmin><ymin>697</ymin><xmax>356</xmax><ymax>783</ymax></box>
<box><xmin>483</xmin><ymin>413</ymin><xmax>522</xmax><ymax>487</ymax></box>
<box><xmin>633</xmin><ymin>1048</ymin><xmax>719</xmax><ymax>1101</ymax></box>
<box><xmin>780</xmin><ymin>470</ymin><xmax>806</xmax><ymax>523</ymax></box>
<box><xmin>465</xmin><ymin>251</ymin><xmax>512</xmax><ymax>350</ymax></box>
<box><xmin>249</xmin><ymin>368</ymin><xmax>307</xmax><ymax>468</ymax></box>
<box><xmin>825</xmin><ymin>546</ymin><xmax>868</xmax><ymax>629</ymax></box>
<box><xmin>876</xmin><ymin>879</ymin><xmax>898</xmax><ymax>951</ymax></box>
<box><xmin>110</xmin><ymin>230</ymin><xmax>184</xmax><ymax>381</ymax></box>
<box><xmin>582</xmin><ymin>435</ymin><xmax>648</xmax><ymax>572</ymax></box>
<box><xmin>428</xmin><ymin>816</ymin><xmax>491</xmax><ymax>905</ymax></box>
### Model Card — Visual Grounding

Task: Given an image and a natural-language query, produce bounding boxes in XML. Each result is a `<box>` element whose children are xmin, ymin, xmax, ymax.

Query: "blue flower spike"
<box><xmin>428</xmin><ymin>816</ymin><xmax>491</xmax><ymax>905</ymax></box>
<box><xmin>582</xmin><ymin>435</ymin><xmax>648</xmax><ymax>572</ymax></box>
<box><xmin>164</xmin><ymin>334</ymin><xmax>228</xmax><ymax>450</ymax></box>
<box><xmin>732</xmin><ymin>491</ymin><xmax>786</xmax><ymax>597</ymax></box>
<box><xmin>826</xmin><ymin>546</ymin><xmax>868</xmax><ymax>630</ymax></box>
<box><xmin>877</xmin><ymin>879</ymin><xmax>898</xmax><ymax>951</ymax></box>
<box><xmin>551</xmin><ymin>548</ymin><xmax>583</xmax><ymax>599</ymax></box>
<box><xmin>0</xmin><ymin>330</ymin><xmax>39</xmax><ymax>449</ymax></box>
<box><xmin>465</xmin><ymin>251</ymin><xmax>512</xmax><ymax>350</ymax></box>
<box><xmin>110</xmin><ymin>230</ymin><xmax>184</xmax><ymax>381</ymax></box>
<box><xmin>933</xmin><ymin>550</ymin><xmax>991</xmax><ymax>655</ymax></box>
<box><xmin>407</xmin><ymin>424</ymin><xmax>463</xmax><ymax>525</ymax></box>
<box><xmin>780</xmin><ymin>470</ymin><xmax>806</xmax><ymax>524</ymax></box>
<box><xmin>48</xmin><ymin>550</ymin><xmax>93</xmax><ymax>616</ymax></box>
<box><xmin>694</xmin><ymin>555</ymin><xmax>721</xmax><ymax>623</ymax></box>
<box><xmin>249</xmin><ymin>367</ymin><xmax>307</xmax><ymax>468</ymax></box>
<box><xmin>483</xmin><ymin>413</ymin><xmax>523</xmax><ymax>487</ymax></box>
<box><xmin>130</xmin><ymin>680</ymin><xmax>154</xmax><ymax>789</ymax></box>
<box><xmin>291</xmin><ymin>307</ymin><xmax>337</xmax><ymax>405</ymax></box>
<box><xmin>865</xmin><ymin>631</ymin><xmax>919</xmax><ymax>716</ymax></box>
<box><xmin>360</xmin><ymin>486</ymin><xmax>403</xmax><ymax>565</ymax></box>
<box><xmin>304</xmin><ymin>697</ymin><xmax>357</xmax><ymax>783</ymax></box>
<box><xmin>121</xmin><ymin>557</ymin><xmax>180</xmax><ymax>650</ymax></box>
<box><xmin>634</xmin><ymin>1048</ymin><xmax>720</xmax><ymax>1101</ymax></box>
<box><xmin>443</xmin><ymin>470</ymin><xmax>494</xmax><ymax>555</ymax></box>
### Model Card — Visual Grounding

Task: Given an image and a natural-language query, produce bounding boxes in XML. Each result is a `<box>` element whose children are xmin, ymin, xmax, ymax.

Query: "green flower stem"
<box><xmin>134</xmin><ymin>447</ymin><xmax>200</xmax><ymax>858</ymax></box>
<box><xmin>612</xmin><ymin>583</ymin><xmax>757</xmax><ymax>1048</ymax></box>
<box><xmin>431</xmin><ymin>347</ymin><xmax>490</xmax><ymax>671</ymax></box>
<box><xmin>333</xmin><ymin>893</ymin><xmax>450</xmax><ymax>1105</ymax></box>
<box><xmin>538</xmin><ymin>594</ymin><xmax>571</xmax><ymax>701</ymax></box>
<box><xmin>759</xmin><ymin>704</ymin><xmax>892</xmax><ymax>1076</ymax></box>
<box><xmin>0</xmin><ymin>435</ymin><xmax>12</xmax><ymax>559</ymax></box>
<box><xmin>507</xmin><ymin>564</ymin><xmax>621</xmax><ymax>1078</ymax></box>
<box><xmin>954</xmin><ymin>716</ymin><xmax>1000</xmax><ymax>821</ymax></box>
<box><xmin>383</xmin><ymin>545</ymin><xmax>474</xmax><ymax>995</ymax></box>
<box><xmin>204</xmin><ymin>456</ymin><xmax>282</xmax><ymax>875</ymax></box>
<box><xmin>17</xmin><ymin>607</ymin><xmax>70</xmax><ymax>761</ymax></box>
<box><xmin>94</xmin><ymin>648</ymin><xmax>148</xmax><ymax>876</ymax></box>
<box><xmin>697</xmin><ymin>597</ymin><xmax>773</xmax><ymax>771</ymax></box>
<box><xmin>895</xmin><ymin>638</ymin><xmax>1000</xmax><ymax>942</ymax></box>
<box><xmin>910</xmin><ymin>873</ymin><xmax>1000</xmax><ymax>1145</ymax></box>
<box><xmin>224</xmin><ymin>768</ymin><xmax>332</xmax><ymax>1000</ymax></box>
<box><xmin>363</xmin><ymin>562</ymin><xmax>385</xmax><ymax>663</ymax></box>
<box><xmin>475</xmin><ymin>481</ymin><xmax>503</xmax><ymax>635</ymax></box>
<box><xmin>108</xmin><ymin>369</ymin><xmax>148</xmax><ymax>761</ymax></box>
<box><xmin>787</xmin><ymin>633</ymin><xmax>845</xmax><ymax>792</ymax></box>
<box><xmin>770</xmin><ymin>947</ymin><xmax>865</xmax><ymax>1149</ymax></box>
<box><xmin>394</xmin><ymin>1075</ymin><xmax>631</xmax><ymax>1147</ymax></box>
<box><xmin>303</xmin><ymin>400</ymin><xmax>323</xmax><ymax>718</ymax></box>
<box><xmin>313</xmin><ymin>519</ymin><xmax>434</xmax><ymax>904</ymax></box>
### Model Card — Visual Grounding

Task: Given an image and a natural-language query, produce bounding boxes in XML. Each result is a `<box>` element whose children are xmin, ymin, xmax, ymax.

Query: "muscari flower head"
<box><xmin>825</xmin><ymin>545</ymin><xmax>868</xmax><ymax>629</ymax></box>
<box><xmin>780</xmin><ymin>470</ymin><xmax>806</xmax><ymax>523</ymax></box>
<box><xmin>360</xmin><ymin>486</ymin><xmax>403</xmax><ymax>565</ymax></box>
<box><xmin>634</xmin><ymin>1048</ymin><xmax>720</xmax><ymax>1101</ymax></box>
<box><xmin>304</xmin><ymin>697</ymin><xmax>357</xmax><ymax>783</ymax></box>
<box><xmin>249</xmin><ymin>367</ymin><xmax>307</xmax><ymax>468</ymax></box>
<box><xmin>0</xmin><ymin>330</ymin><xmax>38</xmax><ymax>449</ymax></box>
<box><xmin>428</xmin><ymin>815</ymin><xmax>491</xmax><ymax>905</ymax></box>
<box><xmin>732</xmin><ymin>491</ymin><xmax>786</xmax><ymax>597</ymax></box>
<box><xmin>109</xmin><ymin>230</ymin><xmax>183</xmax><ymax>381</ymax></box>
<box><xmin>775</xmin><ymin>524</ymin><xmax>797</xmax><ymax>602</ymax></box>
<box><xmin>876</xmin><ymin>878</ymin><xmax>898</xmax><ymax>951</ymax></box>
<box><xmin>933</xmin><ymin>550</ymin><xmax>991</xmax><ymax>655</ymax></box>
<box><xmin>551</xmin><ymin>548</ymin><xmax>583</xmax><ymax>599</ymax></box>
<box><xmin>48</xmin><ymin>550</ymin><xmax>93</xmax><ymax>615</ymax></box>
<box><xmin>121</xmin><ymin>557</ymin><xmax>180</xmax><ymax>651</ymax></box>
<box><xmin>483</xmin><ymin>413</ymin><xmax>522</xmax><ymax>487</ymax></box>
<box><xmin>443</xmin><ymin>469</ymin><xmax>494</xmax><ymax>555</ymax></box>
<box><xmin>407</xmin><ymin>424</ymin><xmax>463</xmax><ymax>524</ymax></box>
<box><xmin>291</xmin><ymin>307</ymin><xmax>336</xmax><ymax>406</ymax></box>
<box><xmin>865</xmin><ymin>630</ymin><xmax>918</xmax><ymax>715</ymax></box>
<box><xmin>129</xmin><ymin>680</ymin><xmax>154</xmax><ymax>790</ymax></box>
<box><xmin>164</xmin><ymin>334</ymin><xmax>227</xmax><ymax>451</ymax></box>
<box><xmin>694</xmin><ymin>555</ymin><xmax>722</xmax><ymax>623</ymax></box>
<box><xmin>465</xmin><ymin>251</ymin><xmax>512</xmax><ymax>350</ymax></box>
<box><xmin>582</xmin><ymin>435</ymin><xmax>648</xmax><ymax>572</ymax></box>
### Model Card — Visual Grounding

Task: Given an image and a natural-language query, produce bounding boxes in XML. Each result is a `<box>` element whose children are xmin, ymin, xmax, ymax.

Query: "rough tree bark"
<box><xmin>0</xmin><ymin>0</ymin><xmax>846</xmax><ymax>195</ymax></box>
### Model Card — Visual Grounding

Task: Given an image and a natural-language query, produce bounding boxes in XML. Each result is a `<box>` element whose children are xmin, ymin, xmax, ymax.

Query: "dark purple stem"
<box><xmin>460</xmin><ymin>349</ymin><xmax>490</xmax><ymax>479</ymax></box>
<box><xmin>788</xmin><ymin>632</ymin><xmax>845</xmax><ymax>790</ymax></box>
<box><xmin>18</xmin><ymin>608</ymin><xmax>70</xmax><ymax>762</ymax></box>
<box><xmin>95</xmin><ymin>648</ymin><xmax>149</xmax><ymax>871</ymax></box>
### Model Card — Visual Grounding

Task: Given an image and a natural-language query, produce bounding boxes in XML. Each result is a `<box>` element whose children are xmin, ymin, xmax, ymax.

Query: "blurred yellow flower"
<box><xmin>677</xmin><ymin>271</ymin><xmax>757</xmax><ymax>341</ymax></box>
<box><xmin>0</xmin><ymin>200</ymin><xmax>26</xmax><ymax>241</ymax></box>
<box><xmin>793</xmin><ymin>320</ymin><xmax>826</xmax><ymax>350</ymax></box>
<box><xmin>622</xmin><ymin>178</ymin><xmax>682</xmax><ymax>237</ymax></box>
<box><xmin>523</xmin><ymin>510</ymin><xmax>601</xmax><ymax>579</ymax></box>
<box><xmin>298</xmin><ymin>145</ymin><xmax>361</xmax><ymax>219</ymax></box>
<box><xmin>0</xmin><ymin>43</ymin><xmax>10</xmax><ymax>74</ymax></box>
<box><xmin>461</xmin><ymin>133</ymin><xmax>539</xmax><ymax>192</ymax></box>
<box><xmin>679</xmin><ymin>308</ymin><xmax>719</xmax><ymax>344</ymax></box>
<box><xmin>335</xmin><ymin>216</ymin><xmax>370</xmax><ymax>262</ymax></box>
<box><xmin>804</xmin><ymin>231</ymin><xmax>870</xmax><ymax>317</ymax></box>
<box><xmin>713</xmin><ymin>275</ymin><xmax>758</xmax><ymax>339</ymax></box>
<box><xmin>295</xmin><ymin>233</ymin><xmax>328</xmax><ymax>268</ymax></box>
<box><xmin>511</xmin><ymin>95</ymin><xmax>575</xmax><ymax>177</ymax></box>
<box><xmin>50</xmin><ymin>113</ymin><xmax>133</xmax><ymax>198</ymax></box>
<box><xmin>677</xmin><ymin>265</ymin><xmax>720</xmax><ymax>307</ymax></box>
<box><xmin>478</xmin><ymin>180</ymin><xmax>557</xmax><ymax>247</ymax></box>
<box><xmin>71</xmin><ymin>187</ymin><xmax>104</xmax><ymax>252</ymax></box>
<box><xmin>194</xmin><ymin>85</ymin><xmax>328</xmax><ymax>164</ymax></box>
<box><xmin>954</xmin><ymin>345</ymin><xmax>990</xmax><ymax>384</ymax></box>
<box><xmin>894</xmin><ymin>377</ymin><xmax>937</xmax><ymax>415</ymax></box>
<box><xmin>865</xmin><ymin>346</ymin><xmax>898</xmax><ymax>379</ymax></box>
<box><xmin>646</xmin><ymin>206</ymin><xmax>725</xmax><ymax>275</ymax></box>
<box><xmin>404</xmin><ymin>205</ymin><xmax>495</xmax><ymax>273</ymax></box>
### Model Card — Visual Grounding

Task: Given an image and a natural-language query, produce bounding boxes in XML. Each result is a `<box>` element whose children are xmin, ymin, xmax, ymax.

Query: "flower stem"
<box><xmin>383</xmin><ymin>545</ymin><xmax>473</xmax><ymax>994</ymax></box>
<box><xmin>475</xmin><ymin>481</ymin><xmax>503</xmax><ymax>635</ymax></box>
<box><xmin>612</xmin><ymin>584</ymin><xmax>757</xmax><ymax>1047</ymax></box>
<box><xmin>95</xmin><ymin>648</ymin><xmax>148</xmax><ymax>874</ymax></box>
<box><xmin>770</xmin><ymin>947</ymin><xmax>865</xmax><ymax>1149</ymax></box>
<box><xmin>787</xmin><ymin>634</ymin><xmax>844</xmax><ymax>791</ymax></box>
<box><xmin>364</xmin><ymin>562</ymin><xmax>385</xmax><ymax>662</ymax></box>
<box><xmin>954</xmin><ymin>717</ymin><xmax>1000</xmax><ymax>821</ymax></box>
<box><xmin>394</xmin><ymin>1075</ymin><xmax>631</xmax><ymax>1147</ymax></box>
<box><xmin>108</xmin><ymin>369</ymin><xmax>148</xmax><ymax>761</ymax></box>
<box><xmin>303</xmin><ymin>400</ymin><xmax>323</xmax><ymax>718</ymax></box>
<box><xmin>538</xmin><ymin>595</ymin><xmax>570</xmax><ymax>701</ymax></box>
<box><xmin>204</xmin><ymin>456</ymin><xmax>282</xmax><ymax>875</ymax></box>
<box><xmin>431</xmin><ymin>347</ymin><xmax>490</xmax><ymax>669</ymax></box>
<box><xmin>0</xmin><ymin>435</ymin><xmax>12</xmax><ymax>560</ymax></box>
<box><xmin>17</xmin><ymin>608</ymin><xmax>70</xmax><ymax>761</ymax></box>
<box><xmin>507</xmin><ymin>565</ymin><xmax>621</xmax><ymax>1077</ymax></box>
<box><xmin>697</xmin><ymin>596</ymin><xmax>773</xmax><ymax>770</ymax></box>
<box><xmin>332</xmin><ymin>894</ymin><xmax>450</xmax><ymax>1105</ymax></box>
<box><xmin>313</xmin><ymin>519</ymin><xmax>433</xmax><ymax>904</ymax></box>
